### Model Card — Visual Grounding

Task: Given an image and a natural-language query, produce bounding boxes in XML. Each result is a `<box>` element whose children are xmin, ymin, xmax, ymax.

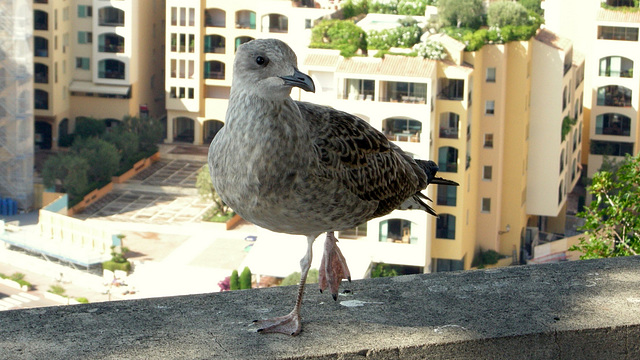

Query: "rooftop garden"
<box><xmin>601</xmin><ymin>0</ymin><xmax>640</xmax><ymax>12</ymax></box>
<box><xmin>311</xmin><ymin>0</ymin><xmax>544</xmax><ymax>57</ymax></box>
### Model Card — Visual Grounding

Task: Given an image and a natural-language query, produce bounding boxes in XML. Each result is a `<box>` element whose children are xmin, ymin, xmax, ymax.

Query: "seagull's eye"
<box><xmin>256</xmin><ymin>56</ymin><xmax>268</xmax><ymax>66</ymax></box>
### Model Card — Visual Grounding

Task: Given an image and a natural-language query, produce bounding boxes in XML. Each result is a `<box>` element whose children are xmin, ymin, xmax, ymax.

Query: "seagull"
<box><xmin>208</xmin><ymin>38</ymin><xmax>459</xmax><ymax>336</ymax></box>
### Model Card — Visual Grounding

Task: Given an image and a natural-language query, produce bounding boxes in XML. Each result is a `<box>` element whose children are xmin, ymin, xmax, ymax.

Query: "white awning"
<box><xmin>69</xmin><ymin>81</ymin><xmax>131</xmax><ymax>96</ymax></box>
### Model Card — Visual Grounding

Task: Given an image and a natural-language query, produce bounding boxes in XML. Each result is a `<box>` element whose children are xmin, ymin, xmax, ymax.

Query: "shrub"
<box><xmin>310</xmin><ymin>19</ymin><xmax>367</xmax><ymax>57</ymax></box>
<box><xmin>230</xmin><ymin>270</ymin><xmax>239</xmax><ymax>291</ymax></box>
<box><xmin>487</xmin><ymin>1</ymin><xmax>530</xmax><ymax>28</ymax></box>
<box><xmin>415</xmin><ymin>39</ymin><xmax>447</xmax><ymax>60</ymax></box>
<box><xmin>280</xmin><ymin>269</ymin><xmax>320</xmax><ymax>286</ymax></box>
<box><xmin>103</xmin><ymin>245</ymin><xmax>132</xmax><ymax>273</ymax></box>
<box><xmin>218</xmin><ymin>276</ymin><xmax>230</xmax><ymax>292</ymax></box>
<box><xmin>49</xmin><ymin>285</ymin><xmax>66</xmax><ymax>296</ymax></box>
<box><xmin>71</xmin><ymin>137</ymin><xmax>121</xmax><ymax>184</ymax></box>
<box><xmin>342</xmin><ymin>0</ymin><xmax>368</xmax><ymax>18</ymax></box>
<box><xmin>74</xmin><ymin>117</ymin><xmax>106</xmax><ymax>138</ymax></box>
<box><xmin>240</xmin><ymin>267</ymin><xmax>252</xmax><ymax>290</ymax></box>
<box><xmin>371</xmin><ymin>263</ymin><xmax>398</xmax><ymax>278</ymax></box>
<box><xmin>75</xmin><ymin>297</ymin><xmax>89</xmax><ymax>304</ymax></box>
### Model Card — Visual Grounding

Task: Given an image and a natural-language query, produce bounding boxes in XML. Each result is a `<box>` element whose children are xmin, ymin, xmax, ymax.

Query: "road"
<box><xmin>0</xmin><ymin>284</ymin><xmax>58</xmax><ymax>311</ymax></box>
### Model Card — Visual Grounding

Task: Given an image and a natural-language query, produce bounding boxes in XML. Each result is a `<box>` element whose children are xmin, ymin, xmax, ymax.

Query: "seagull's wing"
<box><xmin>296</xmin><ymin>101</ymin><xmax>426</xmax><ymax>217</ymax></box>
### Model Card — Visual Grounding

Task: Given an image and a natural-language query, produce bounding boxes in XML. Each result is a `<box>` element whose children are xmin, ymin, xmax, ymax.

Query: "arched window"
<box><xmin>599</xmin><ymin>56</ymin><xmax>633</xmax><ymax>78</ymax></box>
<box><xmin>597</xmin><ymin>85</ymin><xmax>632</xmax><ymax>107</ymax></box>
<box><xmin>595</xmin><ymin>113</ymin><xmax>631</xmax><ymax>136</ymax></box>
<box><xmin>203</xmin><ymin>119</ymin><xmax>224</xmax><ymax>143</ymax></box>
<box><xmin>235</xmin><ymin>36</ymin><xmax>254</xmax><ymax>52</ymax></box>
<box><xmin>34</xmin><ymin>36</ymin><xmax>48</xmax><ymax>57</ymax></box>
<box><xmin>98</xmin><ymin>59</ymin><xmax>125</xmax><ymax>79</ymax></box>
<box><xmin>98</xmin><ymin>33</ymin><xmax>125</xmax><ymax>53</ymax></box>
<box><xmin>383</xmin><ymin>117</ymin><xmax>422</xmax><ymax>142</ymax></box>
<box><xmin>235</xmin><ymin>10</ymin><xmax>256</xmax><ymax>29</ymax></box>
<box><xmin>204</xmin><ymin>61</ymin><xmax>225</xmax><ymax>80</ymax></box>
<box><xmin>204</xmin><ymin>35</ymin><xmax>225</xmax><ymax>53</ymax></box>
<box><xmin>438</xmin><ymin>146</ymin><xmax>458</xmax><ymax>173</ymax></box>
<box><xmin>262</xmin><ymin>14</ymin><xmax>288</xmax><ymax>33</ymax></box>
<box><xmin>559</xmin><ymin>149</ymin><xmax>565</xmax><ymax>173</ymax></box>
<box><xmin>34</xmin><ymin>10</ymin><xmax>48</xmax><ymax>30</ymax></box>
<box><xmin>34</xmin><ymin>89</ymin><xmax>48</xmax><ymax>109</ymax></box>
<box><xmin>439</xmin><ymin>112</ymin><xmax>460</xmax><ymax>139</ymax></box>
<box><xmin>379</xmin><ymin>218</ymin><xmax>418</xmax><ymax>244</ymax></box>
<box><xmin>436</xmin><ymin>214</ymin><xmax>456</xmax><ymax>239</ymax></box>
<box><xmin>34</xmin><ymin>63</ymin><xmax>48</xmax><ymax>83</ymax></box>
<box><xmin>205</xmin><ymin>8</ymin><xmax>225</xmax><ymax>27</ymax></box>
<box><xmin>99</xmin><ymin>7</ymin><xmax>125</xmax><ymax>26</ymax></box>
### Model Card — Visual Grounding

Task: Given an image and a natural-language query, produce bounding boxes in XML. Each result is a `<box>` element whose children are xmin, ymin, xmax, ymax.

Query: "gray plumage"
<box><xmin>208</xmin><ymin>38</ymin><xmax>458</xmax><ymax>335</ymax></box>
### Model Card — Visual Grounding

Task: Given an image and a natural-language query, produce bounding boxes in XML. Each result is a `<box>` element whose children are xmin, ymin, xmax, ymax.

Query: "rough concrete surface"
<box><xmin>1</xmin><ymin>256</ymin><xmax>639</xmax><ymax>359</ymax></box>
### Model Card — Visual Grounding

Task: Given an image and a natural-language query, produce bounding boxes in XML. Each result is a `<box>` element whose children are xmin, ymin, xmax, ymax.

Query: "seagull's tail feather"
<box><xmin>400</xmin><ymin>193</ymin><xmax>438</xmax><ymax>217</ymax></box>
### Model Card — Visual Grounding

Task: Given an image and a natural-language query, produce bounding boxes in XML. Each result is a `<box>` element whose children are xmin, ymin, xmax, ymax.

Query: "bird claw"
<box><xmin>253</xmin><ymin>311</ymin><xmax>301</xmax><ymax>336</ymax></box>
<box><xmin>319</xmin><ymin>232</ymin><xmax>351</xmax><ymax>299</ymax></box>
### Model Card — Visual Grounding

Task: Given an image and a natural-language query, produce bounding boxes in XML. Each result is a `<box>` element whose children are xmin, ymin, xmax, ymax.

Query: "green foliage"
<box><xmin>239</xmin><ymin>267</ymin><xmax>252</xmax><ymax>290</ymax></box>
<box><xmin>367</xmin><ymin>18</ymin><xmax>422</xmax><ymax>50</ymax></box>
<box><xmin>371</xmin><ymin>263</ymin><xmax>398</xmax><ymax>278</ymax></box>
<box><xmin>369</xmin><ymin>0</ymin><xmax>430</xmax><ymax>15</ymax></box>
<box><xmin>71</xmin><ymin>137</ymin><xmax>121</xmax><ymax>184</ymax></box>
<box><xmin>74</xmin><ymin>117</ymin><xmax>106</xmax><ymax>138</ymax></box>
<box><xmin>42</xmin><ymin>153</ymin><xmax>90</xmax><ymax>203</ymax></box>
<box><xmin>570</xmin><ymin>154</ymin><xmax>640</xmax><ymax>259</ymax></box>
<box><xmin>280</xmin><ymin>269</ymin><xmax>319</xmax><ymax>286</ymax></box>
<box><xmin>342</xmin><ymin>0</ymin><xmax>369</xmax><ymax>18</ymax></box>
<box><xmin>49</xmin><ymin>285</ymin><xmax>66</xmax><ymax>296</ymax></box>
<box><xmin>437</xmin><ymin>0</ymin><xmax>484</xmax><ymax>29</ymax></box>
<box><xmin>518</xmin><ymin>0</ymin><xmax>543</xmax><ymax>15</ymax></box>
<box><xmin>120</xmin><ymin>115</ymin><xmax>164</xmax><ymax>155</ymax></box>
<box><xmin>230</xmin><ymin>270</ymin><xmax>239</xmax><ymax>290</ymax></box>
<box><xmin>102</xmin><ymin>129</ymin><xmax>140</xmax><ymax>174</ymax></box>
<box><xmin>561</xmin><ymin>116</ymin><xmax>577</xmax><ymax>142</ymax></box>
<box><xmin>600</xmin><ymin>0</ymin><xmax>640</xmax><ymax>12</ymax></box>
<box><xmin>75</xmin><ymin>297</ymin><xmax>90</xmax><ymax>304</ymax></box>
<box><xmin>197</xmin><ymin>165</ymin><xmax>232</xmax><ymax>221</ymax></box>
<box><xmin>103</xmin><ymin>245</ymin><xmax>132</xmax><ymax>273</ymax></box>
<box><xmin>472</xmin><ymin>249</ymin><xmax>505</xmax><ymax>268</ymax></box>
<box><xmin>310</xmin><ymin>19</ymin><xmax>367</xmax><ymax>57</ymax></box>
<box><xmin>487</xmin><ymin>1</ymin><xmax>530</xmax><ymax>27</ymax></box>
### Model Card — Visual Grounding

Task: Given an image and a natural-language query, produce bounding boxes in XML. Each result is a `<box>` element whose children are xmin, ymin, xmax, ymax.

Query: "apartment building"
<box><xmin>164</xmin><ymin>0</ymin><xmax>338</xmax><ymax>145</ymax></box>
<box><xmin>543</xmin><ymin>0</ymin><xmax>640</xmax><ymax>178</ymax></box>
<box><xmin>0</xmin><ymin>0</ymin><xmax>34</xmax><ymax>209</ymax></box>
<box><xmin>32</xmin><ymin>0</ymin><xmax>165</xmax><ymax>150</ymax></box>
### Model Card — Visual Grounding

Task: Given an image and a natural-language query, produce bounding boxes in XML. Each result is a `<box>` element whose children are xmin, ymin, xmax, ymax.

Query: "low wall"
<box><xmin>0</xmin><ymin>256</ymin><xmax>638</xmax><ymax>359</ymax></box>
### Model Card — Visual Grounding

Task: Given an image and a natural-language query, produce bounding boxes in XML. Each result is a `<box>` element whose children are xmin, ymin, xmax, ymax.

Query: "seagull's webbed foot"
<box><xmin>253</xmin><ymin>310</ymin><xmax>301</xmax><ymax>336</ymax></box>
<box><xmin>319</xmin><ymin>231</ymin><xmax>351</xmax><ymax>300</ymax></box>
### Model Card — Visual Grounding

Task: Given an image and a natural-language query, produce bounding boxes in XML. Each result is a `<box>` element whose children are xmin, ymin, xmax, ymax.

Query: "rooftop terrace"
<box><xmin>1</xmin><ymin>256</ymin><xmax>639</xmax><ymax>359</ymax></box>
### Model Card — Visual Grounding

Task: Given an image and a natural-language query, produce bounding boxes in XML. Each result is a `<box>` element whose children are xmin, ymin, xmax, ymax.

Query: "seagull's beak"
<box><xmin>280</xmin><ymin>68</ymin><xmax>315</xmax><ymax>93</ymax></box>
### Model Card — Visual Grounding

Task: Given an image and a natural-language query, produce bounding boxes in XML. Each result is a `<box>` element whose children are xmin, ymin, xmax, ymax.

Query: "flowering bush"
<box><xmin>414</xmin><ymin>39</ymin><xmax>447</xmax><ymax>60</ymax></box>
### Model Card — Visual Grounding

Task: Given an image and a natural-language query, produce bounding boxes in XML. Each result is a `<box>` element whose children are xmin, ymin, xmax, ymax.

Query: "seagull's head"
<box><xmin>232</xmin><ymin>39</ymin><xmax>315</xmax><ymax>100</ymax></box>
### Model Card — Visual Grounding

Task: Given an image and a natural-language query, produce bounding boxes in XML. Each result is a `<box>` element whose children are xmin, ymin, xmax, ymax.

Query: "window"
<box><xmin>439</xmin><ymin>112</ymin><xmax>460</xmax><ymax>139</ymax></box>
<box><xmin>188</xmin><ymin>88</ymin><xmax>194</xmax><ymax>99</ymax></box>
<box><xmin>205</xmin><ymin>8</ymin><xmax>226</xmax><ymax>27</ymax></box>
<box><xmin>345</xmin><ymin>78</ymin><xmax>375</xmax><ymax>100</ymax></box>
<box><xmin>78</xmin><ymin>5</ymin><xmax>92</xmax><ymax>18</ymax></box>
<box><xmin>78</xmin><ymin>31</ymin><xmax>92</xmax><ymax>44</ymax></box>
<box><xmin>235</xmin><ymin>10</ymin><xmax>256</xmax><ymax>29</ymax></box>
<box><xmin>379</xmin><ymin>219</ymin><xmax>419</xmax><ymax>244</ymax></box>
<box><xmin>204</xmin><ymin>35</ymin><xmax>225</xmax><ymax>53</ymax></box>
<box><xmin>382</xmin><ymin>81</ymin><xmax>427</xmax><ymax>103</ymax></box>
<box><xmin>485</xmin><ymin>100</ymin><xmax>495</xmax><ymax>115</ymax></box>
<box><xmin>558</xmin><ymin>182</ymin><xmax>563</xmax><ymax>205</ymax></box>
<box><xmin>170</xmin><ymin>87</ymin><xmax>177</xmax><ymax>98</ymax></box>
<box><xmin>484</xmin><ymin>134</ymin><xmax>494</xmax><ymax>148</ymax></box>
<box><xmin>559</xmin><ymin>149</ymin><xmax>565</xmax><ymax>173</ymax></box>
<box><xmin>180</xmin><ymin>7</ymin><xmax>186</xmax><ymax>26</ymax></box>
<box><xmin>188</xmin><ymin>34</ymin><xmax>195</xmax><ymax>53</ymax></box>
<box><xmin>597</xmin><ymin>85</ymin><xmax>632</xmax><ymax>107</ymax></box>
<box><xmin>599</xmin><ymin>56</ymin><xmax>633</xmax><ymax>78</ymax></box>
<box><xmin>438</xmin><ymin>78</ymin><xmax>464</xmax><ymax>100</ymax></box>
<box><xmin>262</xmin><ymin>14</ymin><xmax>288</xmax><ymax>33</ymax></box>
<box><xmin>481</xmin><ymin>198</ymin><xmax>491</xmax><ymax>213</ymax></box>
<box><xmin>598</xmin><ymin>26</ymin><xmax>639</xmax><ymax>41</ymax></box>
<box><xmin>590</xmin><ymin>140</ymin><xmax>633</xmax><ymax>156</ymax></box>
<box><xmin>437</xmin><ymin>186</ymin><xmax>456</xmax><ymax>206</ymax></box>
<box><xmin>438</xmin><ymin>146</ymin><xmax>459</xmax><ymax>173</ymax></box>
<box><xmin>383</xmin><ymin>118</ymin><xmax>422</xmax><ymax>142</ymax></box>
<box><xmin>171</xmin><ymin>7</ymin><xmax>177</xmax><ymax>26</ymax></box>
<box><xmin>483</xmin><ymin>166</ymin><xmax>492</xmax><ymax>180</ymax></box>
<box><xmin>76</xmin><ymin>57</ymin><xmax>90</xmax><ymax>69</ymax></box>
<box><xmin>486</xmin><ymin>67</ymin><xmax>496</xmax><ymax>83</ymax></box>
<box><xmin>170</xmin><ymin>33</ymin><xmax>177</xmax><ymax>52</ymax></box>
<box><xmin>305</xmin><ymin>19</ymin><xmax>312</xmax><ymax>29</ymax></box>
<box><xmin>189</xmin><ymin>8</ymin><xmax>195</xmax><ymax>26</ymax></box>
<box><xmin>436</xmin><ymin>214</ymin><xmax>456</xmax><ymax>239</ymax></box>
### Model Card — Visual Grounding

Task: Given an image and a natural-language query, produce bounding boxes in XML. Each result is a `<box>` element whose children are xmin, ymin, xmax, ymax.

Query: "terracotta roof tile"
<box><xmin>535</xmin><ymin>28</ymin><xmax>573</xmax><ymax>51</ymax></box>
<box><xmin>597</xmin><ymin>8</ymin><xmax>640</xmax><ymax>23</ymax></box>
<box><xmin>335</xmin><ymin>55</ymin><xmax>436</xmax><ymax>78</ymax></box>
<box><xmin>303</xmin><ymin>52</ymin><xmax>341</xmax><ymax>68</ymax></box>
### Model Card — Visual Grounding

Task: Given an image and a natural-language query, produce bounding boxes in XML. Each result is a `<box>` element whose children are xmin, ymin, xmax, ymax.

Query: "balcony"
<box><xmin>98</xmin><ymin>7</ymin><xmax>125</xmax><ymax>27</ymax></box>
<box><xmin>382</xmin><ymin>118</ymin><xmax>421</xmax><ymax>143</ymax></box>
<box><xmin>34</xmin><ymin>89</ymin><xmax>48</xmax><ymax>110</ymax></box>
<box><xmin>262</xmin><ymin>14</ymin><xmax>288</xmax><ymax>33</ymax></box>
<box><xmin>379</xmin><ymin>81</ymin><xmax>427</xmax><ymax>104</ymax></box>
<box><xmin>597</xmin><ymin>85</ymin><xmax>632</xmax><ymax>107</ymax></box>
<box><xmin>235</xmin><ymin>10</ymin><xmax>256</xmax><ymax>30</ymax></box>
<box><xmin>34</xmin><ymin>63</ymin><xmax>48</xmax><ymax>84</ymax></box>
<box><xmin>34</xmin><ymin>10</ymin><xmax>48</xmax><ymax>31</ymax></box>
<box><xmin>204</xmin><ymin>61</ymin><xmax>225</xmax><ymax>80</ymax></box>
<box><xmin>34</xmin><ymin>36</ymin><xmax>48</xmax><ymax>57</ymax></box>
<box><xmin>98</xmin><ymin>33</ymin><xmax>125</xmax><ymax>53</ymax></box>
<box><xmin>204</xmin><ymin>35</ymin><xmax>225</xmax><ymax>54</ymax></box>
<box><xmin>438</xmin><ymin>79</ymin><xmax>464</xmax><ymax>100</ymax></box>
<box><xmin>4</xmin><ymin>255</ymin><xmax>636</xmax><ymax>358</ymax></box>
<box><xmin>205</xmin><ymin>8</ymin><xmax>226</xmax><ymax>27</ymax></box>
<box><xmin>98</xmin><ymin>59</ymin><xmax>125</xmax><ymax>80</ymax></box>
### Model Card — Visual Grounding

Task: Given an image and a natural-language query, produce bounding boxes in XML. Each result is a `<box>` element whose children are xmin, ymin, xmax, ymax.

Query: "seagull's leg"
<box><xmin>254</xmin><ymin>234</ymin><xmax>316</xmax><ymax>336</ymax></box>
<box><xmin>318</xmin><ymin>231</ymin><xmax>351</xmax><ymax>300</ymax></box>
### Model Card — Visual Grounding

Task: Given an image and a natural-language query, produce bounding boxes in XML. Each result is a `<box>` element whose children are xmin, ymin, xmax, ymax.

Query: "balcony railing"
<box><xmin>98</xmin><ymin>71</ymin><xmax>125</xmax><ymax>80</ymax></box>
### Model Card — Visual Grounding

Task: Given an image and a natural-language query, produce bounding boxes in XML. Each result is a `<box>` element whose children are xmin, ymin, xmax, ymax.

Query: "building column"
<box><xmin>165</xmin><ymin>115</ymin><xmax>174</xmax><ymax>143</ymax></box>
<box><xmin>193</xmin><ymin>118</ymin><xmax>203</xmax><ymax>145</ymax></box>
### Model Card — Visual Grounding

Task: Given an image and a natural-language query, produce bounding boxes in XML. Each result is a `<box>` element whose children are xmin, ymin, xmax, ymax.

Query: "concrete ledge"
<box><xmin>1</xmin><ymin>256</ymin><xmax>639</xmax><ymax>359</ymax></box>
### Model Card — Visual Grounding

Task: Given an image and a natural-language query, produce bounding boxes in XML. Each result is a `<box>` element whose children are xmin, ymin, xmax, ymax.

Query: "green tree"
<box><xmin>102</xmin><ymin>129</ymin><xmax>140</xmax><ymax>172</ymax></box>
<box><xmin>120</xmin><ymin>115</ymin><xmax>164</xmax><ymax>155</ymax></box>
<box><xmin>280</xmin><ymin>269</ymin><xmax>319</xmax><ymax>286</ymax></box>
<box><xmin>74</xmin><ymin>117</ymin><xmax>106</xmax><ymax>138</ymax></box>
<box><xmin>230</xmin><ymin>270</ymin><xmax>240</xmax><ymax>290</ymax></box>
<box><xmin>42</xmin><ymin>153</ymin><xmax>90</xmax><ymax>201</ymax></box>
<box><xmin>518</xmin><ymin>0</ymin><xmax>543</xmax><ymax>15</ymax></box>
<box><xmin>570</xmin><ymin>154</ymin><xmax>640</xmax><ymax>259</ymax></box>
<box><xmin>371</xmin><ymin>263</ymin><xmax>398</xmax><ymax>278</ymax></box>
<box><xmin>310</xmin><ymin>19</ymin><xmax>368</xmax><ymax>57</ymax></box>
<box><xmin>196</xmin><ymin>165</ymin><xmax>231</xmax><ymax>217</ymax></box>
<box><xmin>72</xmin><ymin>137</ymin><xmax>121</xmax><ymax>185</ymax></box>
<box><xmin>487</xmin><ymin>1</ymin><xmax>530</xmax><ymax>28</ymax></box>
<box><xmin>342</xmin><ymin>0</ymin><xmax>368</xmax><ymax>18</ymax></box>
<box><xmin>239</xmin><ymin>267</ymin><xmax>252</xmax><ymax>290</ymax></box>
<box><xmin>437</xmin><ymin>0</ymin><xmax>484</xmax><ymax>28</ymax></box>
